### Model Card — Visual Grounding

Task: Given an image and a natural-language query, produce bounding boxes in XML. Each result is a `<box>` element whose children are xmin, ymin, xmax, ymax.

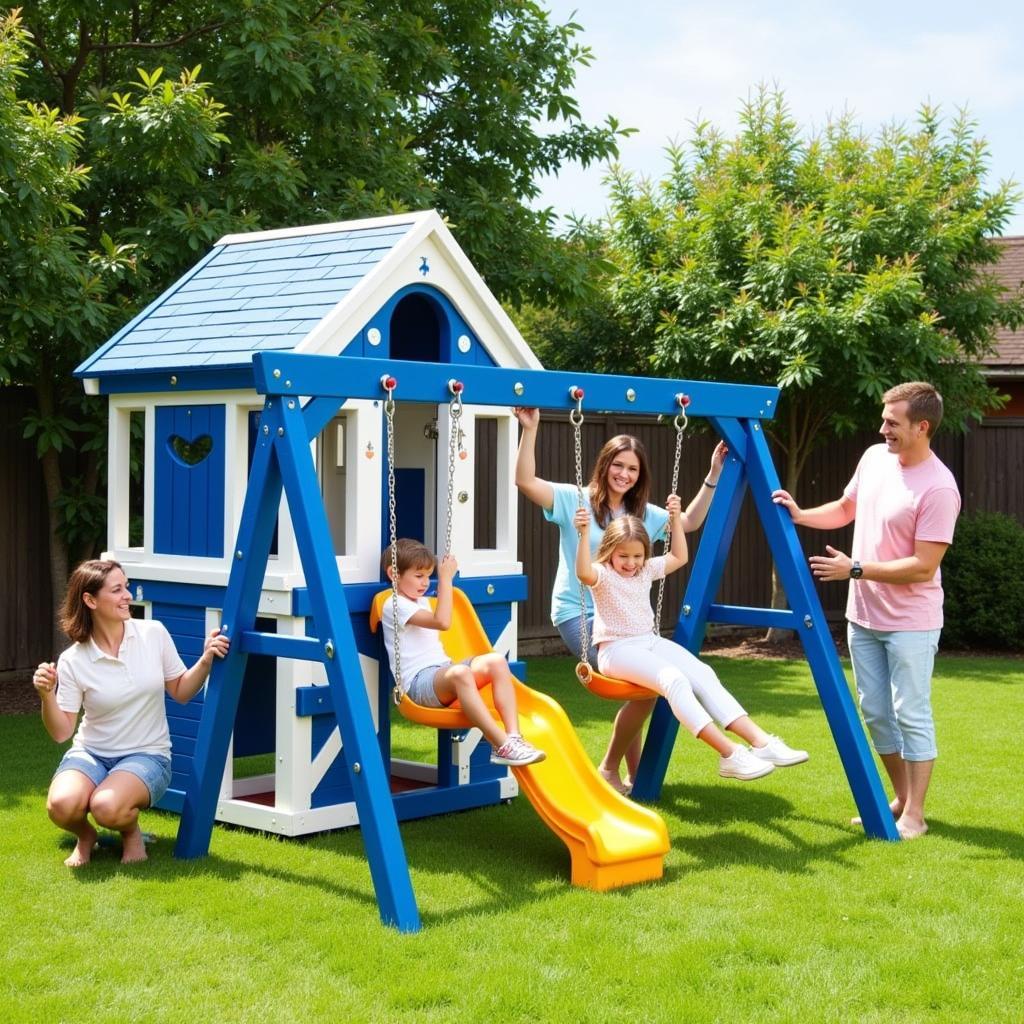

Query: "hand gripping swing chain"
<box><xmin>568</xmin><ymin>387</ymin><xmax>594</xmax><ymax>685</ymax></box>
<box><xmin>382</xmin><ymin>374</ymin><xmax>404</xmax><ymax>705</ymax></box>
<box><xmin>654</xmin><ymin>394</ymin><xmax>689</xmax><ymax>636</ymax></box>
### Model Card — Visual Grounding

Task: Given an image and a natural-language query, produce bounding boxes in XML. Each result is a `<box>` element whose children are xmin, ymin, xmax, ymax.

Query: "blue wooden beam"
<box><xmin>239</xmin><ymin>631</ymin><xmax>325</xmax><ymax>661</ymax></box>
<box><xmin>252</xmin><ymin>352</ymin><xmax>780</xmax><ymax>421</ymax></box>
<box><xmin>707</xmin><ymin>605</ymin><xmax>800</xmax><ymax>629</ymax></box>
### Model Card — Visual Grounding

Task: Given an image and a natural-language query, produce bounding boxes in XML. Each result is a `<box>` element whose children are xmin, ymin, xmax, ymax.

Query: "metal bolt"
<box><xmin>287</xmin><ymin>400</ymin><xmax>295</xmax><ymax>409</ymax></box>
<box><xmin>803</xmin><ymin>614</ymin><xmax>813</xmax><ymax>628</ymax></box>
<box><xmin>458</xmin><ymin>491</ymin><xmax>469</xmax><ymax>503</ymax></box>
<box><xmin>235</xmin><ymin>550</ymin><xmax>244</xmax><ymax>559</ymax></box>
<box><xmin>277</xmin><ymin>427</ymin><xmax>284</xmax><ymax>436</ymax></box>
<box><xmin>285</xmin><ymin>380</ymin><xmax>292</xmax><ymax>388</ymax></box>
<box><xmin>324</xmin><ymin>639</ymin><xmax>335</xmax><ymax>659</ymax></box>
<box><xmin>170</xmin><ymin>375</ymin><xmax>177</xmax><ymax>386</ymax></box>
<box><xmin>766</xmin><ymin>399</ymin><xmax>773</xmax><ymax>406</ymax></box>
<box><xmin>273</xmin><ymin>369</ymin><xmax>281</xmax><ymax>379</ymax></box>
<box><xmin>626</xmin><ymin>388</ymin><xmax>636</xmax><ymax>402</ymax></box>
<box><xmin>682</xmin><ymin>604</ymin><xmax>692</xmax><ymax>616</ymax></box>
<box><xmin>262</xmin><ymin>425</ymin><xmax>269</xmax><ymax>436</ymax></box>
<box><xmin>513</xmin><ymin>382</ymin><xmax>524</xmax><ymax>396</ymax></box>
<box><xmin>486</xmin><ymin>584</ymin><xmax>495</xmax><ymax>595</ymax></box>
<box><xmin>353</xmin><ymin>762</ymin><xmax>362</xmax><ymax>774</ymax></box>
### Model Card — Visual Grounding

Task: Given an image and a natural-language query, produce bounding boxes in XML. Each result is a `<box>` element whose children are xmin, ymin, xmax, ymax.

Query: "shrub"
<box><xmin>941</xmin><ymin>512</ymin><xmax>1024</xmax><ymax>650</ymax></box>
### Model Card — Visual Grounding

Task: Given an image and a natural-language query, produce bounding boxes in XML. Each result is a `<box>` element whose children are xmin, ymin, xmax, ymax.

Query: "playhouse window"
<box><xmin>128</xmin><ymin>410</ymin><xmax>145</xmax><ymax>548</ymax></box>
<box><xmin>390</xmin><ymin>293</ymin><xmax>441</xmax><ymax>362</ymax></box>
<box><xmin>474</xmin><ymin>417</ymin><xmax>498</xmax><ymax>549</ymax></box>
<box><xmin>317</xmin><ymin>413</ymin><xmax>351</xmax><ymax>555</ymax></box>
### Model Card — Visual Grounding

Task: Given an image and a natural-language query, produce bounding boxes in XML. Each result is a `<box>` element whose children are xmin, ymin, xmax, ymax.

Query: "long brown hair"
<box><xmin>594</xmin><ymin>516</ymin><xmax>651</xmax><ymax>565</ymax></box>
<box><xmin>588</xmin><ymin>434</ymin><xmax>651</xmax><ymax>527</ymax></box>
<box><xmin>60</xmin><ymin>559</ymin><xmax>124</xmax><ymax>644</ymax></box>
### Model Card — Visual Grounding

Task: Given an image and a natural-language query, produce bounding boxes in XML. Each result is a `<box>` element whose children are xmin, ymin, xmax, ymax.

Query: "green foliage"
<box><xmin>942</xmin><ymin>512</ymin><xmax>1024</xmax><ymax>650</ymax></box>
<box><xmin>543</xmin><ymin>88</ymin><xmax>1023</xmax><ymax>491</ymax></box>
<box><xmin>4</xmin><ymin>1</ymin><xmax>620</xmax><ymax>584</ymax></box>
<box><xmin>18</xmin><ymin>0</ymin><xmax>624</xmax><ymax>306</ymax></box>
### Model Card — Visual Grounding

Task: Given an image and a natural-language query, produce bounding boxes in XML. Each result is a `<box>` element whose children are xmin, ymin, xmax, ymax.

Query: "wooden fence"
<box><xmin>0</xmin><ymin>388</ymin><xmax>54</xmax><ymax>674</ymax></box>
<box><xmin>2</xmin><ymin>387</ymin><xmax>1022</xmax><ymax>671</ymax></box>
<box><xmin>515</xmin><ymin>412</ymin><xmax>1021</xmax><ymax>644</ymax></box>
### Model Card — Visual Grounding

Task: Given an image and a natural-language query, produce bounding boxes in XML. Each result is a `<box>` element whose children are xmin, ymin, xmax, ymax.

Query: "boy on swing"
<box><xmin>381</xmin><ymin>539</ymin><xmax>546</xmax><ymax>767</ymax></box>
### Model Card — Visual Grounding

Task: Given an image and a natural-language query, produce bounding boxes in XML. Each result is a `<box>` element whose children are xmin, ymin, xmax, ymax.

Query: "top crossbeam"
<box><xmin>252</xmin><ymin>353</ymin><xmax>780</xmax><ymax>421</ymax></box>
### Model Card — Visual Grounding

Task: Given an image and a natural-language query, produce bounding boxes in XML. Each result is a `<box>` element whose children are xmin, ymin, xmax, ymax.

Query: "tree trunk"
<box><xmin>35</xmin><ymin>378</ymin><xmax>70</xmax><ymax>653</ymax></box>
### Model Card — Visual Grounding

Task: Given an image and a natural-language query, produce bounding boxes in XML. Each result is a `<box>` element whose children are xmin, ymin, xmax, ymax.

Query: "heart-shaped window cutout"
<box><xmin>168</xmin><ymin>434</ymin><xmax>214</xmax><ymax>466</ymax></box>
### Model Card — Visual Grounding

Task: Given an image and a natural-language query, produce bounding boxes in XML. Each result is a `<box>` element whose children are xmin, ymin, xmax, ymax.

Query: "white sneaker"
<box><xmin>719</xmin><ymin>746</ymin><xmax>775</xmax><ymax>781</ymax></box>
<box><xmin>751</xmin><ymin>735</ymin><xmax>809</xmax><ymax>767</ymax></box>
<box><xmin>491</xmin><ymin>735</ymin><xmax>546</xmax><ymax>767</ymax></box>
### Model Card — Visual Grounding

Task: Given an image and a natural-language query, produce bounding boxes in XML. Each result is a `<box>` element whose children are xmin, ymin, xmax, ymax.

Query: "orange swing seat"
<box><xmin>369</xmin><ymin>588</ymin><xmax>502</xmax><ymax>730</ymax></box>
<box><xmin>574</xmin><ymin>662</ymin><xmax>654</xmax><ymax>702</ymax></box>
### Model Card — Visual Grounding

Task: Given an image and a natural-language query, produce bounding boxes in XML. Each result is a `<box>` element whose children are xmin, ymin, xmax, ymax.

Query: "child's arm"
<box><xmin>662</xmin><ymin>494</ymin><xmax>689</xmax><ymax>575</ymax></box>
<box><xmin>406</xmin><ymin>555</ymin><xmax>457</xmax><ymax>631</ymax></box>
<box><xmin>573</xmin><ymin>507</ymin><xmax>598</xmax><ymax>586</ymax></box>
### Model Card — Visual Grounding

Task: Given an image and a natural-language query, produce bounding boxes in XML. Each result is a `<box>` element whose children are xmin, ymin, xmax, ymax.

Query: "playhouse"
<box><xmin>77</xmin><ymin>210</ymin><xmax>897</xmax><ymax>931</ymax></box>
<box><xmin>75</xmin><ymin>211</ymin><xmax>539</xmax><ymax>836</ymax></box>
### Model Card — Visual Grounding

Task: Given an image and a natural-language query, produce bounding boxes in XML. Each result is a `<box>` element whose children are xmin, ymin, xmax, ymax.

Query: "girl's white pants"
<box><xmin>597</xmin><ymin>634</ymin><xmax>746</xmax><ymax>736</ymax></box>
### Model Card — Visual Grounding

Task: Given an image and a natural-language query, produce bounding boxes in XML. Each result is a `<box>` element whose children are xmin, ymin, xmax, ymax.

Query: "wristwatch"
<box><xmin>850</xmin><ymin>561</ymin><xmax>863</xmax><ymax>580</ymax></box>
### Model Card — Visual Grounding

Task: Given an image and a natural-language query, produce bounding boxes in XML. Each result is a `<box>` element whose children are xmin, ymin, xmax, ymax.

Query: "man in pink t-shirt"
<box><xmin>772</xmin><ymin>382</ymin><xmax>960</xmax><ymax>840</ymax></box>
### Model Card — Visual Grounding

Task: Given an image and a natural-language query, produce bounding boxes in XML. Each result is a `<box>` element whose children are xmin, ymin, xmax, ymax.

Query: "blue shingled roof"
<box><xmin>76</xmin><ymin>221</ymin><xmax>417</xmax><ymax>378</ymax></box>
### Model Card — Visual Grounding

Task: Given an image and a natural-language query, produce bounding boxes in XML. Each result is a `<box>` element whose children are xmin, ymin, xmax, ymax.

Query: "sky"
<box><xmin>534</xmin><ymin>0</ymin><xmax>1024</xmax><ymax>236</ymax></box>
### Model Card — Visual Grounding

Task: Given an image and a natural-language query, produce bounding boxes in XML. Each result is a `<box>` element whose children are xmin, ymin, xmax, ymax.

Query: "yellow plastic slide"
<box><xmin>370</xmin><ymin>589</ymin><xmax>670</xmax><ymax>891</ymax></box>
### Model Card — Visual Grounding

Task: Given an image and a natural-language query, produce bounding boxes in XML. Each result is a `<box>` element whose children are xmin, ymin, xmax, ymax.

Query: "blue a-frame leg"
<box><xmin>632</xmin><ymin>417</ymin><xmax>899</xmax><ymax>842</ymax></box>
<box><xmin>174</xmin><ymin>396</ymin><xmax>421</xmax><ymax>932</ymax></box>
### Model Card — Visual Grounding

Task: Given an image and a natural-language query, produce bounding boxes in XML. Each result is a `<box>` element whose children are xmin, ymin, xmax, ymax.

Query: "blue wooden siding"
<box><xmin>345</xmin><ymin>284</ymin><xmax>496</xmax><ymax>367</ymax></box>
<box><xmin>75</xmin><ymin>223</ymin><xmax>416</xmax><ymax>377</ymax></box>
<box><xmin>154</xmin><ymin>404</ymin><xmax>226</xmax><ymax>557</ymax></box>
<box><xmin>155</xmin><ymin>601</ymin><xmax>209</xmax><ymax>810</ymax></box>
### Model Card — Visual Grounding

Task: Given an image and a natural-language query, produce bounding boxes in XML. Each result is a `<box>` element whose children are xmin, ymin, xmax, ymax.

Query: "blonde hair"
<box><xmin>882</xmin><ymin>381</ymin><xmax>943</xmax><ymax>437</ymax></box>
<box><xmin>594</xmin><ymin>516</ymin><xmax>651</xmax><ymax>565</ymax></box>
<box><xmin>60</xmin><ymin>559</ymin><xmax>124</xmax><ymax>644</ymax></box>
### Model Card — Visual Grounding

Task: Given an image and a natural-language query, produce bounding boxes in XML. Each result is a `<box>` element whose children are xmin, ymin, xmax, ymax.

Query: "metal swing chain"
<box><xmin>382</xmin><ymin>377</ymin><xmax>405</xmax><ymax>705</ymax></box>
<box><xmin>654</xmin><ymin>397</ymin><xmax>689</xmax><ymax>636</ymax></box>
<box><xmin>569</xmin><ymin>388</ymin><xmax>593</xmax><ymax>681</ymax></box>
<box><xmin>444</xmin><ymin>381</ymin><xmax>464</xmax><ymax>559</ymax></box>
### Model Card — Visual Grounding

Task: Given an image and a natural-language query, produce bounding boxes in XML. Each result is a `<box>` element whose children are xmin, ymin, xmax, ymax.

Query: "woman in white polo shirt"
<box><xmin>32</xmin><ymin>560</ymin><xmax>229</xmax><ymax>867</ymax></box>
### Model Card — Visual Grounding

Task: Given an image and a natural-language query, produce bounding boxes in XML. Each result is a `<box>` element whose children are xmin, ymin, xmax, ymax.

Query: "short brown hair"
<box><xmin>60</xmin><ymin>559</ymin><xmax>124</xmax><ymax>644</ymax></box>
<box><xmin>882</xmin><ymin>381</ymin><xmax>944</xmax><ymax>437</ymax></box>
<box><xmin>594</xmin><ymin>516</ymin><xmax>651</xmax><ymax>564</ymax></box>
<box><xmin>381</xmin><ymin>538</ymin><xmax>435</xmax><ymax>577</ymax></box>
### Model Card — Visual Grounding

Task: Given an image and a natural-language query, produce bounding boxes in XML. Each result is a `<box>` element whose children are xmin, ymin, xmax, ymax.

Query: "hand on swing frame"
<box><xmin>573</xmin><ymin>506</ymin><xmax>590</xmax><ymax>536</ymax></box>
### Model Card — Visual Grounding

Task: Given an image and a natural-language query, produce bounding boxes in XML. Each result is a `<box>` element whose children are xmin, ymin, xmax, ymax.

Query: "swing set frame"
<box><xmin>172</xmin><ymin>350</ymin><xmax>898</xmax><ymax>933</ymax></box>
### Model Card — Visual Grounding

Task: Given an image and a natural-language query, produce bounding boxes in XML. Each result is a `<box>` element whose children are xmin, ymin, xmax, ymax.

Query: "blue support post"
<box><xmin>742</xmin><ymin>423</ymin><xmax>898</xmax><ymax>841</ymax></box>
<box><xmin>272</xmin><ymin>398</ymin><xmax>420</xmax><ymax>929</ymax></box>
<box><xmin>630</xmin><ymin>443</ymin><xmax>749</xmax><ymax>801</ymax></box>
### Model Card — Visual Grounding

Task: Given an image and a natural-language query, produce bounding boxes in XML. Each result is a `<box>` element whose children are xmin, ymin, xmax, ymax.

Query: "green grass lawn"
<box><xmin>2</xmin><ymin>654</ymin><xmax>1022</xmax><ymax>1024</ymax></box>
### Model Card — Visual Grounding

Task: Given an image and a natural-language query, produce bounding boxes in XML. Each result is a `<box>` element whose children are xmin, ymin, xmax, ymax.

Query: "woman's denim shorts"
<box><xmin>54</xmin><ymin>748</ymin><xmax>173</xmax><ymax>806</ymax></box>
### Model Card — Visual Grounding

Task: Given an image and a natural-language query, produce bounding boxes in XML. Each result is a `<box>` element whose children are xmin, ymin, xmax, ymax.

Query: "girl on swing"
<box><xmin>513</xmin><ymin>406</ymin><xmax>726</xmax><ymax>792</ymax></box>
<box><xmin>574</xmin><ymin>506</ymin><xmax>808</xmax><ymax>780</ymax></box>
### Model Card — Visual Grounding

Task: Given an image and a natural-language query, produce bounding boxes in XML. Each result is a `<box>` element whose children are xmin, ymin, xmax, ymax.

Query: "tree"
<box><xmin>18</xmin><ymin>0</ymin><xmax>625</xmax><ymax>305</ymax></box>
<box><xmin>539</xmin><ymin>88</ymin><xmax>1023</xmax><ymax>625</ymax></box>
<box><xmin>1</xmin><ymin>10</ymin><xmax>230</xmax><ymax>645</ymax></box>
<box><xmin>3</xmin><ymin>2</ymin><xmax>624</xmax><ymax>644</ymax></box>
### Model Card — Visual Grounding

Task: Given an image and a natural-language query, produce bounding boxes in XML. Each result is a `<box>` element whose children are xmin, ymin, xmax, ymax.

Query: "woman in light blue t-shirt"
<box><xmin>513</xmin><ymin>407</ymin><xmax>726</xmax><ymax>794</ymax></box>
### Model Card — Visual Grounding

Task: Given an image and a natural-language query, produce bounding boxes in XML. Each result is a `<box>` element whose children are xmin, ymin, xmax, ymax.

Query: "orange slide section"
<box><xmin>371</xmin><ymin>589</ymin><xmax>670</xmax><ymax>890</ymax></box>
